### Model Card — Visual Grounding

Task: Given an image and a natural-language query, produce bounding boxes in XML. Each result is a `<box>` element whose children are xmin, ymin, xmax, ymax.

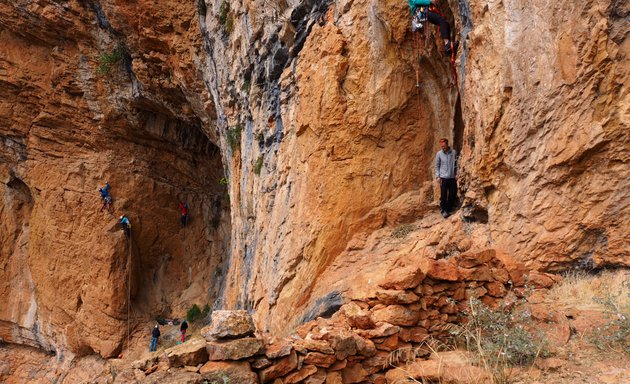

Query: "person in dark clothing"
<box><xmin>150</xmin><ymin>324</ymin><xmax>160</xmax><ymax>352</ymax></box>
<box><xmin>119</xmin><ymin>215</ymin><xmax>131</xmax><ymax>237</ymax></box>
<box><xmin>180</xmin><ymin>319</ymin><xmax>188</xmax><ymax>343</ymax></box>
<box><xmin>178</xmin><ymin>201</ymin><xmax>189</xmax><ymax>228</ymax></box>
<box><xmin>434</xmin><ymin>138</ymin><xmax>458</xmax><ymax>218</ymax></box>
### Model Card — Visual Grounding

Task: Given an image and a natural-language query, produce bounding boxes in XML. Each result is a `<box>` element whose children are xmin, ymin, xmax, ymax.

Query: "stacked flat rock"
<box><xmin>201</xmin><ymin>310</ymin><xmax>264</xmax><ymax>361</ymax></box>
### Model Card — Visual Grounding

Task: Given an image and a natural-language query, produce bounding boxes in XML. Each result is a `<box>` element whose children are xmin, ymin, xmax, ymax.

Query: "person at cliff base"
<box><xmin>119</xmin><ymin>215</ymin><xmax>131</xmax><ymax>237</ymax></box>
<box><xmin>434</xmin><ymin>138</ymin><xmax>458</xmax><ymax>218</ymax></box>
<box><xmin>150</xmin><ymin>324</ymin><xmax>160</xmax><ymax>352</ymax></box>
<box><xmin>180</xmin><ymin>319</ymin><xmax>188</xmax><ymax>343</ymax></box>
<box><xmin>178</xmin><ymin>201</ymin><xmax>189</xmax><ymax>228</ymax></box>
<box><xmin>408</xmin><ymin>0</ymin><xmax>458</xmax><ymax>55</ymax></box>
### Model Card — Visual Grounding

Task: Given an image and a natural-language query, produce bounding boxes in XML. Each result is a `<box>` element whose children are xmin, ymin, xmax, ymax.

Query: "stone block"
<box><xmin>206</xmin><ymin>310</ymin><xmax>256</xmax><ymax>339</ymax></box>
<box><xmin>207</xmin><ymin>337</ymin><xmax>264</xmax><ymax>361</ymax></box>
<box><xmin>200</xmin><ymin>361</ymin><xmax>258</xmax><ymax>384</ymax></box>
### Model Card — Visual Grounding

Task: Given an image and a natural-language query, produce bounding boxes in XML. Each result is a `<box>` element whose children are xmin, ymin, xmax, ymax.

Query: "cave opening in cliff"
<box><xmin>117</xmin><ymin>108</ymin><xmax>231</xmax><ymax>325</ymax></box>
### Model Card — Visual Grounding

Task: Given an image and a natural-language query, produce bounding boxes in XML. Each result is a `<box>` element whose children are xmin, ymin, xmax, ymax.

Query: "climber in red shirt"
<box><xmin>179</xmin><ymin>201</ymin><xmax>189</xmax><ymax>227</ymax></box>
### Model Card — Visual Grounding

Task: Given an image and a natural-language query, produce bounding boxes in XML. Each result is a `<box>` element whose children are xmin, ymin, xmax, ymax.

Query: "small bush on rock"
<box><xmin>449</xmin><ymin>298</ymin><xmax>547</xmax><ymax>383</ymax></box>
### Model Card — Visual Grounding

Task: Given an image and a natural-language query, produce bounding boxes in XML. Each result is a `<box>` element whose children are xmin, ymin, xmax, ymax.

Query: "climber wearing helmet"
<box><xmin>119</xmin><ymin>215</ymin><xmax>131</xmax><ymax>237</ymax></box>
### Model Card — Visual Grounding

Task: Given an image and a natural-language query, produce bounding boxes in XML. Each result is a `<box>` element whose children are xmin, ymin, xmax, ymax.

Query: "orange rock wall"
<box><xmin>0</xmin><ymin>0</ymin><xmax>628</xmax><ymax>369</ymax></box>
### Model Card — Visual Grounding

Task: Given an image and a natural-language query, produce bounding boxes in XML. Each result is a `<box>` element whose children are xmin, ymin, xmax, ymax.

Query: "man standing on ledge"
<box><xmin>434</xmin><ymin>138</ymin><xmax>458</xmax><ymax>218</ymax></box>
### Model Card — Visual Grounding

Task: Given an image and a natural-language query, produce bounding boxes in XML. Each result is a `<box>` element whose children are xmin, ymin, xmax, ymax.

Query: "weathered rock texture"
<box><xmin>0</xmin><ymin>0</ymin><xmax>230</xmax><ymax>358</ymax></box>
<box><xmin>0</xmin><ymin>0</ymin><xmax>628</xmax><ymax>378</ymax></box>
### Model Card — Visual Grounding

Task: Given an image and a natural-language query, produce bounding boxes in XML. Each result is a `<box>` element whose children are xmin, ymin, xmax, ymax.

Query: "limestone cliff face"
<box><xmin>0</xmin><ymin>0</ymin><xmax>230</xmax><ymax>358</ymax></box>
<box><xmin>456</xmin><ymin>0</ymin><xmax>629</xmax><ymax>271</ymax></box>
<box><xmin>0</xmin><ymin>0</ymin><xmax>627</xmax><ymax>366</ymax></box>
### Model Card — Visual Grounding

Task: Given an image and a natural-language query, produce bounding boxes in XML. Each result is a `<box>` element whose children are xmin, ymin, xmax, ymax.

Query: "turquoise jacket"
<box><xmin>408</xmin><ymin>0</ymin><xmax>431</xmax><ymax>13</ymax></box>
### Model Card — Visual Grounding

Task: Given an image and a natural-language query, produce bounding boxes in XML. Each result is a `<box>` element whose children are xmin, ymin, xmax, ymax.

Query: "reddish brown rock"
<box><xmin>371</xmin><ymin>305</ymin><xmax>420</xmax><ymax>326</ymax></box>
<box><xmin>399</xmin><ymin>327</ymin><xmax>429</xmax><ymax>343</ymax></box>
<box><xmin>328</xmin><ymin>359</ymin><xmax>348</xmax><ymax>371</ymax></box>
<box><xmin>293</xmin><ymin>339</ymin><xmax>334</xmax><ymax>355</ymax></box>
<box><xmin>375</xmin><ymin>290</ymin><xmax>420</xmax><ymax>305</ymax></box>
<box><xmin>352</xmin><ymin>334</ymin><xmax>377</xmax><ymax>357</ymax></box>
<box><xmin>485</xmin><ymin>282</ymin><xmax>508</xmax><ymax>297</ymax></box>
<box><xmin>207</xmin><ymin>337</ymin><xmax>264</xmax><ymax>361</ymax></box>
<box><xmin>527</xmin><ymin>272</ymin><xmax>557</xmax><ymax>289</ymax></box>
<box><xmin>264</xmin><ymin>339</ymin><xmax>293</xmax><ymax>359</ymax></box>
<box><xmin>251</xmin><ymin>356</ymin><xmax>273</xmax><ymax>369</ymax></box>
<box><xmin>354</xmin><ymin>322</ymin><xmax>400</xmax><ymax>339</ymax></box>
<box><xmin>207</xmin><ymin>310</ymin><xmax>256</xmax><ymax>339</ymax></box>
<box><xmin>303</xmin><ymin>368</ymin><xmax>327</xmax><ymax>384</ymax></box>
<box><xmin>284</xmin><ymin>364</ymin><xmax>318</xmax><ymax>383</ymax></box>
<box><xmin>304</xmin><ymin>352</ymin><xmax>337</xmax><ymax>368</ymax></box>
<box><xmin>165</xmin><ymin>338</ymin><xmax>209</xmax><ymax>368</ymax></box>
<box><xmin>372</xmin><ymin>334</ymin><xmax>399</xmax><ymax>352</ymax></box>
<box><xmin>327</xmin><ymin>330</ymin><xmax>357</xmax><ymax>360</ymax></box>
<box><xmin>200</xmin><ymin>361</ymin><xmax>258</xmax><ymax>384</ymax></box>
<box><xmin>259</xmin><ymin>350</ymin><xmax>298</xmax><ymax>383</ymax></box>
<box><xmin>460</xmin><ymin>266</ymin><xmax>493</xmax><ymax>282</ymax></box>
<box><xmin>379</xmin><ymin>265</ymin><xmax>425</xmax><ymax>290</ymax></box>
<box><xmin>426</xmin><ymin>260</ymin><xmax>460</xmax><ymax>281</ymax></box>
<box><xmin>341</xmin><ymin>363</ymin><xmax>369</xmax><ymax>383</ymax></box>
<box><xmin>457</xmin><ymin>250</ymin><xmax>496</xmax><ymax>268</ymax></box>
<box><xmin>341</xmin><ymin>302</ymin><xmax>375</xmax><ymax>329</ymax></box>
<box><xmin>325</xmin><ymin>371</ymin><xmax>343</xmax><ymax>383</ymax></box>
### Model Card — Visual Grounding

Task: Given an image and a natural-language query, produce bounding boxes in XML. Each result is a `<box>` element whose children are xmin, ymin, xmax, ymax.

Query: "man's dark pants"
<box><xmin>440</xmin><ymin>178</ymin><xmax>457</xmax><ymax>213</ymax></box>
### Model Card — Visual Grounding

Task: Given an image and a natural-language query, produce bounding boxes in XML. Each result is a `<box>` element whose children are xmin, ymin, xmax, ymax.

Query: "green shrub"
<box><xmin>226</xmin><ymin>126</ymin><xmax>242</xmax><ymax>152</ymax></box>
<box><xmin>219</xmin><ymin>176</ymin><xmax>229</xmax><ymax>186</ymax></box>
<box><xmin>225</xmin><ymin>14</ymin><xmax>234</xmax><ymax>34</ymax></box>
<box><xmin>242</xmin><ymin>78</ymin><xmax>251</xmax><ymax>93</ymax></box>
<box><xmin>186</xmin><ymin>304</ymin><xmax>202</xmax><ymax>322</ymax></box>
<box><xmin>219</xmin><ymin>1</ymin><xmax>229</xmax><ymax>26</ymax></box>
<box><xmin>98</xmin><ymin>45</ymin><xmax>129</xmax><ymax>74</ymax></box>
<box><xmin>449</xmin><ymin>298</ymin><xmax>547</xmax><ymax>383</ymax></box>
<box><xmin>253</xmin><ymin>155</ymin><xmax>264</xmax><ymax>175</ymax></box>
<box><xmin>589</xmin><ymin>281</ymin><xmax>630</xmax><ymax>354</ymax></box>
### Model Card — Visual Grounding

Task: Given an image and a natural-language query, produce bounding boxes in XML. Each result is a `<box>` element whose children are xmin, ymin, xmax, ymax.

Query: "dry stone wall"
<box><xmin>131</xmin><ymin>250</ymin><xmax>562</xmax><ymax>383</ymax></box>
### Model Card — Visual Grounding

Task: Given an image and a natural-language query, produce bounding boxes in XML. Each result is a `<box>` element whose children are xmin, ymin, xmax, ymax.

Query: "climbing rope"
<box><xmin>126</xmin><ymin>233</ymin><xmax>132</xmax><ymax>352</ymax></box>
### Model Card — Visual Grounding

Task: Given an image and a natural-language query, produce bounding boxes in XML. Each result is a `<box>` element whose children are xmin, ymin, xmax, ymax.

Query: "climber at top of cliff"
<box><xmin>408</xmin><ymin>0</ymin><xmax>458</xmax><ymax>55</ymax></box>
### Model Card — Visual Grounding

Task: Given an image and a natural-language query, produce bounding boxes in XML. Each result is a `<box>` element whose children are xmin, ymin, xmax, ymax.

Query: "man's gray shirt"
<box><xmin>434</xmin><ymin>148</ymin><xmax>458</xmax><ymax>179</ymax></box>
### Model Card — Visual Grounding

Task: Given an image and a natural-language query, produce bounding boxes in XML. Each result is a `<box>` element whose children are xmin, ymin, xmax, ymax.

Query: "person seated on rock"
<box><xmin>408</xmin><ymin>0</ymin><xmax>458</xmax><ymax>55</ymax></box>
<box><xmin>119</xmin><ymin>215</ymin><xmax>131</xmax><ymax>237</ymax></box>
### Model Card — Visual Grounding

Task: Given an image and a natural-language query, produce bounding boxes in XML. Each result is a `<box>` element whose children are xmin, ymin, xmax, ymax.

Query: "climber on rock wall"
<box><xmin>408</xmin><ymin>0</ymin><xmax>458</xmax><ymax>55</ymax></box>
<box><xmin>179</xmin><ymin>200</ymin><xmax>189</xmax><ymax>228</ymax></box>
<box><xmin>99</xmin><ymin>181</ymin><xmax>112</xmax><ymax>212</ymax></box>
<box><xmin>119</xmin><ymin>215</ymin><xmax>131</xmax><ymax>237</ymax></box>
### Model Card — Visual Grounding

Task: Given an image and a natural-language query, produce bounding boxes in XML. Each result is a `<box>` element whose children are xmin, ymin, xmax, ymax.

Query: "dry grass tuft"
<box><xmin>546</xmin><ymin>269</ymin><xmax>630</xmax><ymax>310</ymax></box>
